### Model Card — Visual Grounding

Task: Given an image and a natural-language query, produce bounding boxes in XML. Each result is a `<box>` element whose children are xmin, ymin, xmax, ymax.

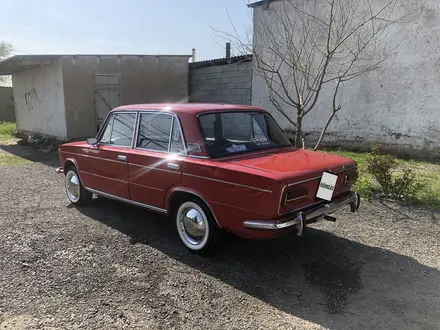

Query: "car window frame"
<box><xmin>134</xmin><ymin>111</ymin><xmax>187</xmax><ymax>155</ymax></box>
<box><xmin>96</xmin><ymin>111</ymin><xmax>139</xmax><ymax>148</ymax></box>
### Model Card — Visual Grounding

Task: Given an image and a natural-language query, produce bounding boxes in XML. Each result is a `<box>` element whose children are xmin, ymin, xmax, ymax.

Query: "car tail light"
<box><xmin>284</xmin><ymin>187</ymin><xmax>308</xmax><ymax>206</ymax></box>
<box><xmin>342</xmin><ymin>170</ymin><xmax>359</xmax><ymax>186</ymax></box>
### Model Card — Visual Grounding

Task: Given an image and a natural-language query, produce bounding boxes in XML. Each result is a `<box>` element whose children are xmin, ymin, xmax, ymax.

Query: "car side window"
<box><xmin>170</xmin><ymin>119</ymin><xmax>185</xmax><ymax>153</ymax></box>
<box><xmin>100</xmin><ymin>115</ymin><xmax>114</xmax><ymax>144</ymax></box>
<box><xmin>137</xmin><ymin>113</ymin><xmax>173</xmax><ymax>152</ymax></box>
<box><xmin>99</xmin><ymin>113</ymin><xmax>136</xmax><ymax>147</ymax></box>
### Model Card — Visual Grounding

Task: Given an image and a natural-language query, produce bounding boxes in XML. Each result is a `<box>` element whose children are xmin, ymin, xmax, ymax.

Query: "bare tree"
<box><xmin>215</xmin><ymin>0</ymin><xmax>417</xmax><ymax>149</ymax></box>
<box><xmin>0</xmin><ymin>41</ymin><xmax>13</xmax><ymax>86</ymax></box>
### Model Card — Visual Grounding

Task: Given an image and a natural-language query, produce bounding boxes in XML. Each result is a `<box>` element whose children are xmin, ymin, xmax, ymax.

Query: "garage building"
<box><xmin>0</xmin><ymin>54</ymin><xmax>190</xmax><ymax>140</ymax></box>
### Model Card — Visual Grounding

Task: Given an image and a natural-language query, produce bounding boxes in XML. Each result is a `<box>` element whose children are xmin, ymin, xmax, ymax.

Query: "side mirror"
<box><xmin>87</xmin><ymin>138</ymin><xmax>98</xmax><ymax>146</ymax></box>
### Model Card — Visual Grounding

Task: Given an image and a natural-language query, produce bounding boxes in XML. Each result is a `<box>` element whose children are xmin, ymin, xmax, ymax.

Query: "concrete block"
<box><xmin>207</xmin><ymin>72</ymin><xmax>222</xmax><ymax>79</ymax></box>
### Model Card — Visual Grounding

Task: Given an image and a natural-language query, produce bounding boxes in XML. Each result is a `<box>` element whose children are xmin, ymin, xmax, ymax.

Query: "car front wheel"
<box><xmin>175</xmin><ymin>199</ymin><xmax>220</xmax><ymax>254</ymax></box>
<box><xmin>65</xmin><ymin>167</ymin><xmax>92</xmax><ymax>205</ymax></box>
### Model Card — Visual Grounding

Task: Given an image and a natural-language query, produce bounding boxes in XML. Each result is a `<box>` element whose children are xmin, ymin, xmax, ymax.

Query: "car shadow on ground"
<box><xmin>76</xmin><ymin>198</ymin><xmax>440</xmax><ymax>329</ymax></box>
<box><xmin>0</xmin><ymin>142</ymin><xmax>59</xmax><ymax>167</ymax></box>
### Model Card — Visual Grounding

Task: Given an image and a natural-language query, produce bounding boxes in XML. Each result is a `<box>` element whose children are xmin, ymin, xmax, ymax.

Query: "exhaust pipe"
<box><xmin>324</xmin><ymin>215</ymin><xmax>337</xmax><ymax>222</ymax></box>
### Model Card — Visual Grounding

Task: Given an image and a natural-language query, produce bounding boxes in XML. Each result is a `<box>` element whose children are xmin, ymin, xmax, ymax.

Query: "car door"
<box><xmin>84</xmin><ymin>111</ymin><xmax>137</xmax><ymax>199</ymax></box>
<box><xmin>128</xmin><ymin>111</ymin><xmax>185</xmax><ymax>210</ymax></box>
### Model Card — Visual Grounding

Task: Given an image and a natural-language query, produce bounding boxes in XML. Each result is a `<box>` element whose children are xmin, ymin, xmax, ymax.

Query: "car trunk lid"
<box><xmin>224</xmin><ymin>148</ymin><xmax>358</xmax><ymax>214</ymax></box>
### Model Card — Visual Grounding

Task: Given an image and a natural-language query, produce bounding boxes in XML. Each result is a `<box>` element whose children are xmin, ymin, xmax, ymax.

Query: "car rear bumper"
<box><xmin>243</xmin><ymin>191</ymin><xmax>360</xmax><ymax>234</ymax></box>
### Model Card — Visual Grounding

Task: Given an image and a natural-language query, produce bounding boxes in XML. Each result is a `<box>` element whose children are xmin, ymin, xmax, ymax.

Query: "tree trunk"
<box><xmin>295</xmin><ymin>111</ymin><xmax>303</xmax><ymax>148</ymax></box>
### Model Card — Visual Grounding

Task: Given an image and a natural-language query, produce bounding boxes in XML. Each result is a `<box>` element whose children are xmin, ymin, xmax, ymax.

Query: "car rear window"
<box><xmin>198</xmin><ymin>111</ymin><xmax>291</xmax><ymax>158</ymax></box>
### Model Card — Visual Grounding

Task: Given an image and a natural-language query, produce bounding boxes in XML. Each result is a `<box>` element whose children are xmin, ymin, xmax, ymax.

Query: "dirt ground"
<box><xmin>0</xmin><ymin>146</ymin><xmax>439</xmax><ymax>330</ymax></box>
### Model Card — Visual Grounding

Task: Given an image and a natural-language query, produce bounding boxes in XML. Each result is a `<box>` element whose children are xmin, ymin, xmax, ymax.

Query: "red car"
<box><xmin>56</xmin><ymin>103</ymin><xmax>360</xmax><ymax>253</ymax></box>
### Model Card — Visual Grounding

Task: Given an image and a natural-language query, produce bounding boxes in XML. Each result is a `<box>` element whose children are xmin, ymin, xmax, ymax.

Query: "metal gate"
<box><xmin>94</xmin><ymin>74</ymin><xmax>120</xmax><ymax>132</ymax></box>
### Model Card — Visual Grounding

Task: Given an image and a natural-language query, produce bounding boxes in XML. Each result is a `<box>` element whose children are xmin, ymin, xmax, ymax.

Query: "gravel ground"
<box><xmin>0</xmin><ymin>153</ymin><xmax>439</xmax><ymax>329</ymax></box>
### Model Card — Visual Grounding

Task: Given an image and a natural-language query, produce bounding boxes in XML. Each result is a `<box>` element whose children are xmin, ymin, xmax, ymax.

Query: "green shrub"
<box><xmin>366</xmin><ymin>147</ymin><xmax>420</xmax><ymax>200</ymax></box>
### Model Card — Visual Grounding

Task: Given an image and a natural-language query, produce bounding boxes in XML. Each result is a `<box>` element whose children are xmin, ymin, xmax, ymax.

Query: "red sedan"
<box><xmin>56</xmin><ymin>103</ymin><xmax>360</xmax><ymax>253</ymax></box>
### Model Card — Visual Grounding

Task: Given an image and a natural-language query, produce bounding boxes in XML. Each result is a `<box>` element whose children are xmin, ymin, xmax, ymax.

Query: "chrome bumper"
<box><xmin>243</xmin><ymin>192</ymin><xmax>360</xmax><ymax>235</ymax></box>
<box><xmin>55</xmin><ymin>167</ymin><xmax>64</xmax><ymax>174</ymax></box>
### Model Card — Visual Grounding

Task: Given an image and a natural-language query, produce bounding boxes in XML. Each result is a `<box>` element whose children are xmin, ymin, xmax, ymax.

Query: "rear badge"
<box><xmin>316</xmin><ymin>172</ymin><xmax>338</xmax><ymax>201</ymax></box>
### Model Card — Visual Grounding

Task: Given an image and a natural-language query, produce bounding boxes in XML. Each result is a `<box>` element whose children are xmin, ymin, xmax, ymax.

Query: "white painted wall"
<box><xmin>252</xmin><ymin>0</ymin><xmax>440</xmax><ymax>156</ymax></box>
<box><xmin>12</xmin><ymin>61</ymin><xmax>67</xmax><ymax>138</ymax></box>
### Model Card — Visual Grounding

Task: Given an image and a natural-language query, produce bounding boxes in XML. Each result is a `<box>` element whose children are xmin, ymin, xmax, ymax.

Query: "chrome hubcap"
<box><xmin>178</xmin><ymin>204</ymin><xmax>208</xmax><ymax>248</ymax></box>
<box><xmin>66</xmin><ymin>171</ymin><xmax>80</xmax><ymax>203</ymax></box>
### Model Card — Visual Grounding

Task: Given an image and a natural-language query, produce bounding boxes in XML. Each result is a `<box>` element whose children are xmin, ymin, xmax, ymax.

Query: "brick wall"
<box><xmin>189</xmin><ymin>57</ymin><xmax>252</xmax><ymax>105</ymax></box>
<box><xmin>0</xmin><ymin>87</ymin><xmax>14</xmax><ymax>122</ymax></box>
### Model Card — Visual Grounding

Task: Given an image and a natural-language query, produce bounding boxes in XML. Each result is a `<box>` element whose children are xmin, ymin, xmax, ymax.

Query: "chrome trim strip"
<box><xmin>286</xmin><ymin>194</ymin><xmax>308</xmax><ymax>203</ymax></box>
<box><xmin>129</xmin><ymin>163</ymin><xmax>180</xmax><ymax>175</ymax></box>
<box><xmin>168</xmin><ymin>116</ymin><xmax>174</xmax><ymax>152</ymax></box>
<box><xmin>169</xmin><ymin>188</ymin><xmax>222</xmax><ymax>228</ymax></box>
<box><xmin>278</xmin><ymin>185</ymin><xmax>290</xmax><ymax>216</ymax></box>
<box><xmin>129</xmin><ymin>182</ymin><xmax>164</xmax><ymax>192</ymax></box>
<box><xmin>286</xmin><ymin>176</ymin><xmax>322</xmax><ymax>187</ymax></box>
<box><xmin>81</xmin><ymin>171</ymin><xmax>127</xmax><ymax>183</ymax></box>
<box><xmin>245</xmin><ymin>192</ymin><xmax>359</xmax><ymax>230</ymax></box>
<box><xmin>98</xmin><ymin>143</ymin><xmax>132</xmax><ymax>149</ymax></box>
<box><xmin>187</xmin><ymin>155</ymin><xmax>210</xmax><ymax>159</ymax></box>
<box><xmin>183</xmin><ymin>173</ymin><xmax>272</xmax><ymax>193</ymax></box>
<box><xmin>131</xmin><ymin>111</ymin><xmax>140</xmax><ymax>149</ymax></box>
<box><xmin>244</xmin><ymin>218</ymin><xmax>299</xmax><ymax>230</ymax></box>
<box><xmin>86</xmin><ymin>155</ymin><xmax>123</xmax><ymax>164</ymax></box>
<box><xmin>85</xmin><ymin>187</ymin><xmax>167</xmax><ymax>214</ymax></box>
<box><xmin>135</xmin><ymin>147</ymin><xmax>173</xmax><ymax>154</ymax></box>
<box><xmin>60</xmin><ymin>151</ymin><xmax>124</xmax><ymax>164</ymax></box>
<box><xmin>60</xmin><ymin>150</ymin><xmax>86</xmax><ymax>157</ymax></box>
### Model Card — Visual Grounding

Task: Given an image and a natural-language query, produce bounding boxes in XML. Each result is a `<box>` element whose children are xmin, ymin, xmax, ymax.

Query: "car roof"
<box><xmin>113</xmin><ymin>103</ymin><xmax>264</xmax><ymax>115</ymax></box>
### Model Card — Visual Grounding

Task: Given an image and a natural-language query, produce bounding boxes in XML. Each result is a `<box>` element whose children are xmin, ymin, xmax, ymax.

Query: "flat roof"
<box><xmin>114</xmin><ymin>103</ymin><xmax>263</xmax><ymax>115</ymax></box>
<box><xmin>248</xmin><ymin>0</ymin><xmax>280</xmax><ymax>8</ymax></box>
<box><xmin>0</xmin><ymin>54</ymin><xmax>192</xmax><ymax>75</ymax></box>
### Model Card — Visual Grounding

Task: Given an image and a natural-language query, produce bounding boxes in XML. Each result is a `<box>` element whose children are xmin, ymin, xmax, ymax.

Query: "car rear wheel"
<box><xmin>65</xmin><ymin>167</ymin><xmax>92</xmax><ymax>206</ymax></box>
<box><xmin>175</xmin><ymin>198</ymin><xmax>220</xmax><ymax>254</ymax></box>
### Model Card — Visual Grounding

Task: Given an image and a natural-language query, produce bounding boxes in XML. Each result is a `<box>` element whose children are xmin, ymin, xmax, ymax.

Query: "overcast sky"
<box><xmin>0</xmin><ymin>0</ymin><xmax>253</xmax><ymax>61</ymax></box>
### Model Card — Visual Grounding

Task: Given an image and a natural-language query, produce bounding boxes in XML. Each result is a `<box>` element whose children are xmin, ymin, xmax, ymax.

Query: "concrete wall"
<box><xmin>61</xmin><ymin>55</ymin><xmax>190</xmax><ymax>139</ymax></box>
<box><xmin>12</xmin><ymin>61</ymin><xmax>67</xmax><ymax>138</ymax></box>
<box><xmin>189</xmin><ymin>61</ymin><xmax>252</xmax><ymax>105</ymax></box>
<box><xmin>0</xmin><ymin>87</ymin><xmax>14</xmax><ymax>122</ymax></box>
<box><xmin>252</xmin><ymin>0</ymin><xmax>440</xmax><ymax>158</ymax></box>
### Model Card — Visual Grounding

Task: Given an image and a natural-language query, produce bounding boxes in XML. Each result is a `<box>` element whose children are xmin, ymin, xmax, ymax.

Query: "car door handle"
<box><xmin>167</xmin><ymin>163</ymin><xmax>180</xmax><ymax>170</ymax></box>
<box><xmin>117</xmin><ymin>155</ymin><xmax>127</xmax><ymax>162</ymax></box>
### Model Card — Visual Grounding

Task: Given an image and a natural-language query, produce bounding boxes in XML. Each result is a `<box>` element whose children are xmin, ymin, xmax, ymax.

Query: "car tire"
<box><xmin>175</xmin><ymin>197</ymin><xmax>220</xmax><ymax>255</ymax></box>
<box><xmin>65</xmin><ymin>167</ymin><xmax>92</xmax><ymax>206</ymax></box>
